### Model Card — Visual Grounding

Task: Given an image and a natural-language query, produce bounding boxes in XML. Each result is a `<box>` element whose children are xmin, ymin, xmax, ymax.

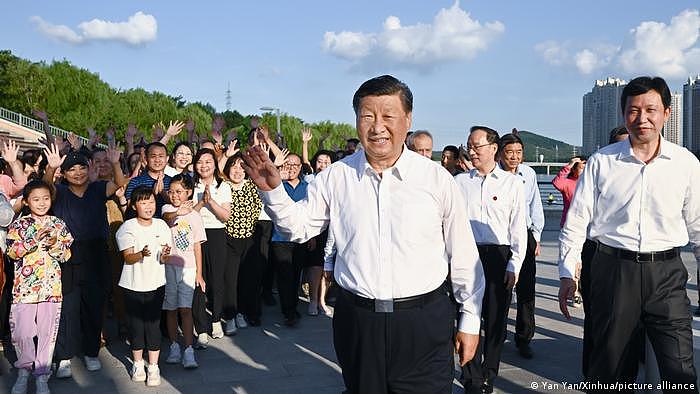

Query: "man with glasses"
<box><xmin>125</xmin><ymin>142</ymin><xmax>172</xmax><ymax>218</ymax></box>
<box><xmin>269</xmin><ymin>153</ymin><xmax>309</xmax><ymax>327</ymax></box>
<box><xmin>456</xmin><ymin>126</ymin><xmax>526</xmax><ymax>394</ymax></box>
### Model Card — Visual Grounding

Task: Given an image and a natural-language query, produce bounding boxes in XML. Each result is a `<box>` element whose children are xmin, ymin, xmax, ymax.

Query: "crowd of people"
<box><xmin>0</xmin><ymin>73</ymin><xmax>698</xmax><ymax>394</ymax></box>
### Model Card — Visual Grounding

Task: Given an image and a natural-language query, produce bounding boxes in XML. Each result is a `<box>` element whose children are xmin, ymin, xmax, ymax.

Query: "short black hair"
<box><xmin>442</xmin><ymin>145</ymin><xmax>459</xmax><ymax>157</ymax></box>
<box><xmin>352</xmin><ymin>75</ymin><xmax>413</xmax><ymax>114</ymax></box>
<box><xmin>608</xmin><ymin>126</ymin><xmax>629</xmax><ymax>145</ymax></box>
<box><xmin>311</xmin><ymin>150</ymin><xmax>337</xmax><ymax>170</ymax></box>
<box><xmin>346</xmin><ymin>138</ymin><xmax>360</xmax><ymax>145</ymax></box>
<box><xmin>223</xmin><ymin>152</ymin><xmax>245</xmax><ymax>179</ymax></box>
<box><xmin>170</xmin><ymin>173</ymin><xmax>194</xmax><ymax>191</ymax></box>
<box><xmin>23</xmin><ymin>179</ymin><xmax>54</xmax><ymax>201</ymax></box>
<box><xmin>469</xmin><ymin>126</ymin><xmax>500</xmax><ymax>145</ymax></box>
<box><xmin>620</xmin><ymin>76</ymin><xmax>671</xmax><ymax>112</ymax></box>
<box><xmin>129</xmin><ymin>185</ymin><xmax>156</xmax><ymax>206</ymax></box>
<box><xmin>499</xmin><ymin>132</ymin><xmax>524</xmax><ymax>149</ymax></box>
<box><xmin>145</xmin><ymin>141</ymin><xmax>168</xmax><ymax>156</ymax></box>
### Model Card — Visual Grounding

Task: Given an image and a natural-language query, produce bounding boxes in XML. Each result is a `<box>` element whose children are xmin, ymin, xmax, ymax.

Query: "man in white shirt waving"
<box><xmin>455</xmin><ymin>126</ymin><xmax>526</xmax><ymax>394</ymax></box>
<box><xmin>558</xmin><ymin>76</ymin><xmax>699</xmax><ymax>390</ymax></box>
<box><xmin>242</xmin><ymin>75</ymin><xmax>485</xmax><ymax>394</ymax></box>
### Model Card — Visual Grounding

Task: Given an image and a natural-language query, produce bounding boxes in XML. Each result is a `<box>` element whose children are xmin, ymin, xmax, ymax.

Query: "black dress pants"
<box><xmin>333</xmin><ymin>284</ymin><xmax>455</xmax><ymax>394</ymax></box>
<box><xmin>270</xmin><ymin>242</ymin><xmax>305</xmax><ymax>318</ymax></box>
<box><xmin>514</xmin><ymin>230</ymin><xmax>536</xmax><ymax>346</ymax></box>
<box><xmin>462</xmin><ymin>245</ymin><xmax>512</xmax><ymax>387</ymax></box>
<box><xmin>256</xmin><ymin>221</ymin><xmax>275</xmax><ymax>296</ymax></box>
<box><xmin>581</xmin><ymin>240</ymin><xmax>645</xmax><ymax>385</ymax></box>
<box><xmin>586</xmin><ymin>247</ymin><xmax>698</xmax><ymax>393</ymax></box>
<box><xmin>237</xmin><ymin>235</ymin><xmax>264</xmax><ymax>319</ymax></box>
<box><xmin>194</xmin><ymin>228</ymin><xmax>229</xmax><ymax>327</ymax></box>
<box><xmin>54</xmin><ymin>240</ymin><xmax>110</xmax><ymax>360</ymax></box>
<box><xmin>224</xmin><ymin>236</ymin><xmax>253</xmax><ymax>320</ymax></box>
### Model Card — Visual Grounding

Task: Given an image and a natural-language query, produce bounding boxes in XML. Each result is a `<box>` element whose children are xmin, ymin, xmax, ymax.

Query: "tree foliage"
<box><xmin>0</xmin><ymin>50</ymin><xmax>356</xmax><ymax>154</ymax></box>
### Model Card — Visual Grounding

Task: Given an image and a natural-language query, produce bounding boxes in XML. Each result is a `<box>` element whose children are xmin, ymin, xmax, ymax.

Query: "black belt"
<box><xmin>341</xmin><ymin>282</ymin><xmax>449</xmax><ymax>313</ymax></box>
<box><xmin>596</xmin><ymin>242</ymin><xmax>679</xmax><ymax>263</ymax></box>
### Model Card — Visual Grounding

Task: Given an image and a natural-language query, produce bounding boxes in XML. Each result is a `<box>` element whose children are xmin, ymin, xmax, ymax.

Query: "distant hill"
<box><xmin>518</xmin><ymin>130</ymin><xmax>580</xmax><ymax>162</ymax></box>
<box><xmin>430</xmin><ymin>130</ymin><xmax>580</xmax><ymax>163</ymax></box>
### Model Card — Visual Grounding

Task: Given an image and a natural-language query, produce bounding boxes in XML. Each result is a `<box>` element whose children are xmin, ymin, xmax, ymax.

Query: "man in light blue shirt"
<box><xmin>498</xmin><ymin>132</ymin><xmax>544</xmax><ymax>359</ymax></box>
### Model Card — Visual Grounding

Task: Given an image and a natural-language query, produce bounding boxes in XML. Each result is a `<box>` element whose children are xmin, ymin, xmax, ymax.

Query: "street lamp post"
<box><xmin>259</xmin><ymin>106</ymin><xmax>281</xmax><ymax>137</ymax></box>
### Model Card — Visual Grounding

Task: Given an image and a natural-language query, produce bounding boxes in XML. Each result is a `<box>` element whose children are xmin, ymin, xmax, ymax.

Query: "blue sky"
<box><xmin>2</xmin><ymin>0</ymin><xmax>700</xmax><ymax>149</ymax></box>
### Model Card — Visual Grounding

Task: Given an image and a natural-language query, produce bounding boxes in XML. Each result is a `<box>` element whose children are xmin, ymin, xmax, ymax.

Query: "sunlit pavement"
<box><xmin>1</xmin><ymin>229</ymin><xmax>699</xmax><ymax>393</ymax></box>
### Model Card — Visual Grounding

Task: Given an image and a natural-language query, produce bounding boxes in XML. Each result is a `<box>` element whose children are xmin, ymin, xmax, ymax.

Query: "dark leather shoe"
<box><xmin>246</xmin><ymin>316</ymin><xmax>261</xmax><ymax>327</ymax></box>
<box><xmin>517</xmin><ymin>343</ymin><xmax>534</xmax><ymax>359</ymax></box>
<box><xmin>284</xmin><ymin>315</ymin><xmax>298</xmax><ymax>327</ymax></box>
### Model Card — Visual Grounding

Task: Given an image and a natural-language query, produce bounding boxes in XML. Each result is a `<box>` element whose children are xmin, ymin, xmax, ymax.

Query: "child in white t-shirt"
<box><xmin>161</xmin><ymin>174</ymin><xmax>206</xmax><ymax>369</ymax></box>
<box><xmin>116</xmin><ymin>186</ymin><xmax>172</xmax><ymax>387</ymax></box>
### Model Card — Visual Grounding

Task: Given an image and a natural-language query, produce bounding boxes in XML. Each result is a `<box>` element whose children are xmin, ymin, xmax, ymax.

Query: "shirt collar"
<box><xmin>469</xmin><ymin>164</ymin><xmax>504</xmax><ymax>179</ymax></box>
<box><xmin>497</xmin><ymin>162</ymin><xmax>522</xmax><ymax>176</ymax></box>
<box><xmin>356</xmin><ymin>145</ymin><xmax>413</xmax><ymax>182</ymax></box>
<box><xmin>617</xmin><ymin>135</ymin><xmax>673</xmax><ymax>161</ymax></box>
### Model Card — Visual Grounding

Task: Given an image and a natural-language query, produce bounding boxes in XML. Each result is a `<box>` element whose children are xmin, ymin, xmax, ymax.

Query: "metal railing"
<box><xmin>0</xmin><ymin>106</ymin><xmax>93</xmax><ymax>146</ymax></box>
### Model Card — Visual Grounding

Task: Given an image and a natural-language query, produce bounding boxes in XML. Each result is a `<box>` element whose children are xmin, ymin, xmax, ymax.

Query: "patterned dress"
<box><xmin>6</xmin><ymin>216</ymin><xmax>74</xmax><ymax>304</ymax></box>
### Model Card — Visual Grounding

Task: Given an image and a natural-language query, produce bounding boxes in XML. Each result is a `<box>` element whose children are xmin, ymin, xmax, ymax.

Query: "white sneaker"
<box><xmin>35</xmin><ymin>374</ymin><xmax>50</xmax><ymax>394</ymax></box>
<box><xmin>166</xmin><ymin>342</ymin><xmax>181</xmax><ymax>364</ymax></box>
<box><xmin>146</xmin><ymin>364</ymin><xmax>161</xmax><ymax>387</ymax></box>
<box><xmin>195</xmin><ymin>333</ymin><xmax>209</xmax><ymax>349</ymax></box>
<box><xmin>211</xmin><ymin>322</ymin><xmax>224</xmax><ymax>339</ymax></box>
<box><xmin>224</xmin><ymin>319</ymin><xmax>238</xmax><ymax>336</ymax></box>
<box><xmin>84</xmin><ymin>356</ymin><xmax>101</xmax><ymax>371</ymax></box>
<box><xmin>11</xmin><ymin>368</ymin><xmax>30</xmax><ymax>394</ymax></box>
<box><xmin>235</xmin><ymin>313</ymin><xmax>248</xmax><ymax>329</ymax></box>
<box><xmin>131</xmin><ymin>360</ymin><xmax>146</xmax><ymax>382</ymax></box>
<box><xmin>55</xmin><ymin>360</ymin><xmax>72</xmax><ymax>379</ymax></box>
<box><xmin>182</xmin><ymin>346</ymin><xmax>198</xmax><ymax>369</ymax></box>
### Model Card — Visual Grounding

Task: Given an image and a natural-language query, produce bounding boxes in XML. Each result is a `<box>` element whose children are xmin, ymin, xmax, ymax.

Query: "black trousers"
<box><xmin>580</xmin><ymin>240</ymin><xmax>644</xmax><ymax>384</ymax></box>
<box><xmin>54</xmin><ymin>240</ymin><xmax>110</xmax><ymax>360</ymax></box>
<box><xmin>53</xmin><ymin>280</ymin><xmax>107</xmax><ymax>359</ymax></box>
<box><xmin>236</xmin><ymin>236</ymin><xmax>263</xmax><ymax>319</ymax></box>
<box><xmin>463</xmin><ymin>245</ymin><xmax>512</xmax><ymax>387</ymax></box>
<box><xmin>224</xmin><ymin>236</ymin><xmax>253</xmax><ymax>320</ymax></box>
<box><xmin>585</xmin><ymin>247</ymin><xmax>698</xmax><ymax>393</ymax></box>
<box><xmin>333</xmin><ymin>285</ymin><xmax>455</xmax><ymax>394</ymax></box>
<box><xmin>256</xmin><ymin>221</ymin><xmax>275</xmax><ymax>296</ymax></box>
<box><xmin>514</xmin><ymin>230</ymin><xmax>537</xmax><ymax>346</ymax></box>
<box><xmin>0</xmin><ymin>254</ymin><xmax>13</xmax><ymax>339</ymax></box>
<box><xmin>270</xmin><ymin>242</ymin><xmax>306</xmax><ymax>318</ymax></box>
<box><xmin>193</xmin><ymin>228</ymin><xmax>230</xmax><ymax>327</ymax></box>
<box><xmin>123</xmin><ymin>287</ymin><xmax>165</xmax><ymax>351</ymax></box>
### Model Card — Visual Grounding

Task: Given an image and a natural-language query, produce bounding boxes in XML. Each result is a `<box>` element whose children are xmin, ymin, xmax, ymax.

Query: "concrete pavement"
<box><xmin>1</xmin><ymin>229</ymin><xmax>699</xmax><ymax>393</ymax></box>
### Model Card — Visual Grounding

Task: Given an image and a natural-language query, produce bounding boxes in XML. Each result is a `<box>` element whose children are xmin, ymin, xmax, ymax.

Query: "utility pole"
<box><xmin>225</xmin><ymin>82</ymin><xmax>232</xmax><ymax>112</ymax></box>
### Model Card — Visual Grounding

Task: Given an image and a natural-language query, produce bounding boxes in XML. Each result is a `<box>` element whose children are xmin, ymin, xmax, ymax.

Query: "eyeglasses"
<box><xmin>466</xmin><ymin>143</ymin><xmax>493</xmax><ymax>152</ymax></box>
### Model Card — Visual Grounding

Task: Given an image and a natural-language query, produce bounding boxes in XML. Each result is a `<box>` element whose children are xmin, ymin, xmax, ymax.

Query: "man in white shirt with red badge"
<box><xmin>242</xmin><ymin>75</ymin><xmax>485</xmax><ymax>394</ymax></box>
<box><xmin>558</xmin><ymin>76</ymin><xmax>699</xmax><ymax>391</ymax></box>
<box><xmin>455</xmin><ymin>126</ymin><xmax>527</xmax><ymax>394</ymax></box>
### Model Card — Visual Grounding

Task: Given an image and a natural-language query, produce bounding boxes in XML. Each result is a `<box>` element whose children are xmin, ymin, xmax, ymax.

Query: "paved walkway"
<box><xmin>1</xmin><ymin>230</ymin><xmax>699</xmax><ymax>393</ymax></box>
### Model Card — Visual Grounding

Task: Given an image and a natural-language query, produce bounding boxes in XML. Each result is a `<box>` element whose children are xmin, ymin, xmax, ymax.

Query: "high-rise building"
<box><xmin>683</xmin><ymin>75</ymin><xmax>700</xmax><ymax>153</ymax></box>
<box><xmin>663</xmin><ymin>92</ymin><xmax>682</xmax><ymax>145</ymax></box>
<box><xmin>582</xmin><ymin>77</ymin><xmax>626</xmax><ymax>154</ymax></box>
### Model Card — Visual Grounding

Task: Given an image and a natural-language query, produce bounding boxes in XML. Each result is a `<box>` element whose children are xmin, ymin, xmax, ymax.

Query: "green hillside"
<box><xmin>430</xmin><ymin>130</ymin><xmax>580</xmax><ymax>163</ymax></box>
<box><xmin>518</xmin><ymin>130</ymin><xmax>580</xmax><ymax>162</ymax></box>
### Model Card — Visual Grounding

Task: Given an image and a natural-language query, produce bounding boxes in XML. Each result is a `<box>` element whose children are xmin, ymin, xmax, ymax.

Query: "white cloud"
<box><xmin>30</xmin><ymin>11</ymin><xmax>157</xmax><ymax>46</ymax></box>
<box><xmin>536</xmin><ymin>9</ymin><xmax>700</xmax><ymax>78</ymax></box>
<box><xmin>321</xmin><ymin>1</ymin><xmax>504</xmax><ymax>71</ymax></box>
<box><xmin>534</xmin><ymin>40</ymin><xmax>570</xmax><ymax>66</ymax></box>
